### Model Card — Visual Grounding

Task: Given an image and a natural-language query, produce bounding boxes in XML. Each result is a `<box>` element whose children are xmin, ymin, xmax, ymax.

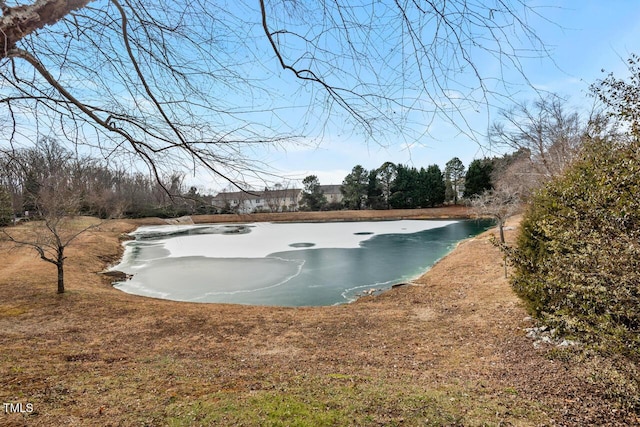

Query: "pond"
<box><xmin>110</xmin><ymin>219</ymin><xmax>494</xmax><ymax>306</ymax></box>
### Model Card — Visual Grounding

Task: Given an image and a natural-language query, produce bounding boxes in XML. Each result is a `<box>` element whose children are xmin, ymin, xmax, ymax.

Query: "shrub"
<box><xmin>511</xmin><ymin>138</ymin><xmax>640</xmax><ymax>356</ymax></box>
<box><xmin>0</xmin><ymin>186</ymin><xmax>12</xmax><ymax>226</ymax></box>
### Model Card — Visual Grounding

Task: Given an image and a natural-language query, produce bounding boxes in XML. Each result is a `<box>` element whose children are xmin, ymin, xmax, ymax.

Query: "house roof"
<box><xmin>319</xmin><ymin>184</ymin><xmax>342</xmax><ymax>194</ymax></box>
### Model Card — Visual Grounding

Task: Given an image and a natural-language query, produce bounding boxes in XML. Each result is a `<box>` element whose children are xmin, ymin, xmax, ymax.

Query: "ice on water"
<box><xmin>154</xmin><ymin>220</ymin><xmax>458</xmax><ymax>259</ymax></box>
<box><xmin>110</xmin><ymin>219</ymin><xmax>487</xmax><ymax>306</ymax></box>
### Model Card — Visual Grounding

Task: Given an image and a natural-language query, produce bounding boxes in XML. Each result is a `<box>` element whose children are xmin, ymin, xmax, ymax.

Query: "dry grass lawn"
<box><xmin>0</xmin><ymin>208</ymin><xmax>637</xmax><ymax>426</ymax></box>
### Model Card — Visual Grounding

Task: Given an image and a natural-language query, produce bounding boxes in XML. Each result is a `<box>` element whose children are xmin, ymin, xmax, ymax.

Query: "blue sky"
<box><xmin>197</xmin><ymin>1</ymin><xmax>640</xmax><ymax>191</ymax></box>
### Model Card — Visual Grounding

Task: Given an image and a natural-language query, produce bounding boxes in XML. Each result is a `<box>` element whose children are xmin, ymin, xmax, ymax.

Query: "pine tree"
<box><xmin>422</xmin><ymin>164</ymin><xmax>446</xmax><ymax>207</ymax></box>
<box><xmin>444</xmin><ymin>157</ymin><xmax>465</xmax><ymax>204</ymax></box>
<box><xmin>340</xmin><ymin>165</ymin><xmax>369</xmax><ymax>210</ymax></box>
<box><xmin>300</xmin><ymin>175</ymin><xmax>327</xmax><ymax>211</ymax></box>
<box><xmin>463</xmin><ymin>159</ymin><xmax>493</xmax><ymax>198</ymax></box>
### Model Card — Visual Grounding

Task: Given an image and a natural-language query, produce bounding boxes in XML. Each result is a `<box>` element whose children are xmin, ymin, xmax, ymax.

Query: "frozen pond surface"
<box><xmin>111</xmin><ymin>219</ymin><xmax>493</xmax><ymax>306</ymax></box>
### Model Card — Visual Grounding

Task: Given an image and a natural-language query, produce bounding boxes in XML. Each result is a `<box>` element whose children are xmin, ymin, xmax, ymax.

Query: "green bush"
<box><xmin>0</xmin><ymin>186</ymin><xmax>12</xmax><ymax>227</ymax></box>
<box><xmin>511</xmin><ymin>139</ymin><xmax>640</xmax><ymax>356</ymax></box>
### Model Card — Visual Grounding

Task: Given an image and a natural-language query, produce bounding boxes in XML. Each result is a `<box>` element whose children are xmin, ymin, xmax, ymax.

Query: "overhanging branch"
<box><xmin>0</xmin><ymin>0</ymin><xmax>92</xmax><ymax>58</ymax></box>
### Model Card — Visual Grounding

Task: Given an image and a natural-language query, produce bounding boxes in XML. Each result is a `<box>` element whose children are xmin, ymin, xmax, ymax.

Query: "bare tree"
<box><xmin>0</xmin><ymin>149</ymin><xmax>23</xmax><ymax>216</ymax></box>
<box><xmin>471</xmin><ymin>183</ymin><xmax>522</xmax><ymax>279</ymax></box>
<box><xmin>0</xmin><ymin>138</ymin><xmax>115</xmax><ymax>293</ymax></box>
<box><xmin>1</xmin><ymin>171</ymin><xmax>101</xmax><ymax>293</ymax></box>
<box><xmin>1</xmin><ymin>1</ymin><xmax>551</xmax><ymax>188</ymax></box>
<box><xmin>0</xmin><ymin>184</ymin><xmax>11</xmax><ymax>225</ymax></box>
<box><xmin>264</xmin><ymin>181</ymin><xmax>296</xmax><ymax>212</ymax></box>
<box><xmin>70</xmin><ymin>159</ymin><xmax>126</xmax><ymax>218</ymax></box>
<box><xmin>471</xmin><ymin>187</ymin><xmax>521</xmax><ymax>245</ymax></box>
<box><xmin>473</xmin><ymin>146</ymin><xmax>545</xmax><ymax>245</ymax></box>
<box><xmin>489</xmin><ymin>95</ymin><xmax>612</xmax><ymax>180</ymax></box>
<box><xmin>491</xmin><ymin>148</ymin><xmax>543</xmax><ymax>201</ymax></box>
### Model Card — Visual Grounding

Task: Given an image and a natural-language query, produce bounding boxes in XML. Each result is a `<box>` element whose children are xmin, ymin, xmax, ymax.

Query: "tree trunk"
<box><xmin>56</xmin><ymin>262</ymin><xmax>64</xmax><ymax>293</ymax></box>
<box><xmin>57</xmin><ymin>246</ymin><xmax>65</xmax><ymax>294</ymax></box>
<box><xmin>498</xmin><ymin>220</ymin><xmax>507</xmax><ymax>278</ymax></box>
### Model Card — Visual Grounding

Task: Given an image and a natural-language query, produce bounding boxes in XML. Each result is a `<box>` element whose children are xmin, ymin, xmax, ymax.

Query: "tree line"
<box><xmin>299</xmin><ymin>153</ymin><xmax>525</xmax><ymax>212</ymax></box>
<box><xmin>0</xmin><ymin>137</ymin><xmax>515</xmax><ymax>223</ymax></box>
<box><xmin>0</xmin><ymin>138</ymin><xmax>216</xmax><ymax>225</ymax></box>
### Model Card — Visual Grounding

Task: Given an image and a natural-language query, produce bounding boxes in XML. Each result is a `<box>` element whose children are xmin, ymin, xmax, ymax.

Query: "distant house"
<box><xmin>212</xmin><ymin>184</ymin><xmax>342</xmax><ymax>213</ymax></box>
<box><xmin>212</xmin><ymin>188</ymin><xmax>302</xmax><ymax>213</ymax></box>
<box><xmin>262</xmin><ymin>187</ymin><xmax>302</xmax><ymax>212</ymax></box>
<box><xmin>319</xmin><ymin>184</ymin><xmax>343</xmax><ymax>205</ymax></box>
<box><xmin>211</xmin><ymin>191</ymin><xmax>261</xmax><ymax>214</ymax></box>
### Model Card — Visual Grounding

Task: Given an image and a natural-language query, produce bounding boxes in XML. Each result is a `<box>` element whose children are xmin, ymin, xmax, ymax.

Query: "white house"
<box><xmin>212</xmin><ymin>188</ymin><xmax>301</xmax><ymax>213</ymax></box>
<box><xmin>212</xmin><ymin>185</ymin><xmax>343</xmax><ymax>213</ymax></box>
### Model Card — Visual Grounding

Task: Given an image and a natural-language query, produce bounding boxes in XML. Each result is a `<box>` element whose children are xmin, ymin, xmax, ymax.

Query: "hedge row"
<box><xmin>511</xmin><ymin>139</ymin><xmax>640</xmax><ymax>356</ymax></box>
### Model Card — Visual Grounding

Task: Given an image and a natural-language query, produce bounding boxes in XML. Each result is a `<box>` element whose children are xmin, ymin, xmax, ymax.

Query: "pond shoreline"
<box><xmin>130</xmin><ymin>205</ymin><xmax>476</xmax><ymax>226</ymax></box>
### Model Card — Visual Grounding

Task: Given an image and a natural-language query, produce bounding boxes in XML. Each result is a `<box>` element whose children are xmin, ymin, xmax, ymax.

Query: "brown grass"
<box><xmin>0</xmin><ymin>209</ymin><xmax>637</xmax><ymax>426</ymax></box>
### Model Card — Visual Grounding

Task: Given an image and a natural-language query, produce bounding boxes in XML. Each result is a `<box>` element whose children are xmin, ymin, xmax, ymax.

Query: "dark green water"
<box><xmin>258</xmin><ymin>219</ymin><xmax>494</xmax><ymax>306</ymax></box>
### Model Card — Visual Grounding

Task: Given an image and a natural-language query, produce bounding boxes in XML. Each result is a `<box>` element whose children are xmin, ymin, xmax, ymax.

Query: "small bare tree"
<box><xmin>0</xmin><ymin>138</ymin><xmax>112</xmax><ymax>293</ymax></box>
<box><xmin>1</xmin><ymin>174</ymin><xmax>101</xmax><ymax>293</ymax></box>
<box><xmin>471</xmin><ymin>187</ymin><xmax>521</xmax><ymax>245</ymax></box>
<box><xmin>471</xmin><ymin>185</ymin><xmax>521</xmax><ymax>279</ymax></box>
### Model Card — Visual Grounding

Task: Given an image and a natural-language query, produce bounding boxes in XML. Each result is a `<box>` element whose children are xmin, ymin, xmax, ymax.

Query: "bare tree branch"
<box><xmin>0</xmin><ymin>0</ymin><xmax>91</xmax><ymax>57</ymax></box>
<box><xmin>1</xmin><ymin>0</ymin><xmax>553</xmax><ymax>190</ymax></box>
<box><xmin>489</xmin><ymin>95</ymin><xmax>611</xmax><ymax>179</ymax></box>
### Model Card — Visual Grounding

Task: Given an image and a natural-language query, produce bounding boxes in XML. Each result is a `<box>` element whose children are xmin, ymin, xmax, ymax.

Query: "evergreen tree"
<box><xmin>390</xmin><ymin>164</ymin><xmax>418</xmax><ymax>208</ymax></box>
<box><xmin>593</xmin><ymin>53</ymin><xmax>640</xmax><ymax>135</ymax></box>
<box><xmin>416</xmin><ymin>167</ymin><xmax>430</xmax><ymax>207</ymax></box>
<box><xmin>366</xmin><ymin>169</ymin><xmax>384</xmax><ymax>209</ymax></box>
<box><xmin>444</xmin><ymin>157</ymin><xmax>465</xmax><ymax>204</ymax></box>
<box><xmin>300</xmin><ymin>175</ymin><xmax>327</xmax><ymax>211</ymax></box>
<box><xmin>422</xmin><ymin>164</ymin><xmax>446</xmax><ymax>207</ymax></box>
<box><xmin>512</xmin><ymin>139</ymin><xmax>640</xmax><ymax>354</ymax></box>
<box><xmin>341</xmin><ymin>165</ymin><xmax>369</xmax><ymax>210</ymax></box>
<box><xmin>0</xmin><ymin>186</ymin><xmax>12</xmax><ymax>226</ymax></box>
<box><xmin>463</xmin><ymin>159</ymin><xmax>493</xmax><ymax>198</ymax></box>
<box><xmin>376</xmin><ymin>162</ymin><xmax>397</xmax><ymax>209</ymax></box>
